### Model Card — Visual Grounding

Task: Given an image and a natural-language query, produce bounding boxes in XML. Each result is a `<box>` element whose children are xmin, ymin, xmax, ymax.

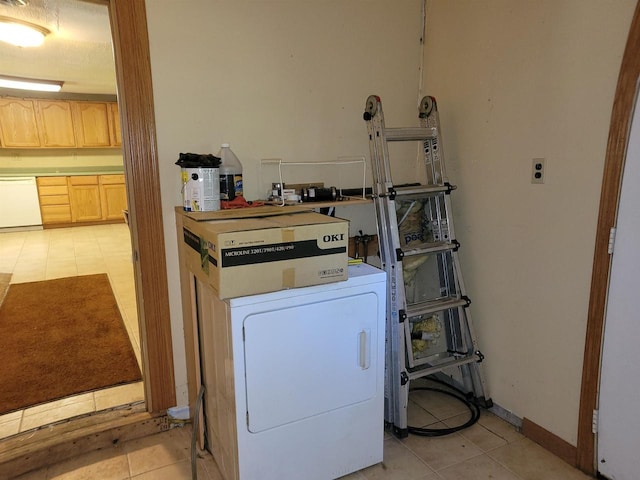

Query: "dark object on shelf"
<box><xmin>175</xmin><ymin>153</ymin><xmax>221</xmax><ymax>168</ymax></box>
<box><xmin>340</xmin><ymin>187</ymin><xmax>373</xmax><ymax>197</ymax></box>
<box><xmin>301</xmin><ymin>186</ymin><xmax>338</xmax><ymax>202</ymax></box>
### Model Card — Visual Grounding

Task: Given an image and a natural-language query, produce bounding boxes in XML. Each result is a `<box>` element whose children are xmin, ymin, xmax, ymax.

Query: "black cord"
<box><xmin>407</xmin><ymin>378</ymin><xmax>481</xmax><ymax>437</ymax></box>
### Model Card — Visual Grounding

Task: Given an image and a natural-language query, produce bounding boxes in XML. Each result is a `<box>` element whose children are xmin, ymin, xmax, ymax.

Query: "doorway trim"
<box><xmin>577</xmin><ymin>0</ymin><xmax>640</xmax><ymax>474</ymax></box>
<box><xmin>107</xmin><ymin>0</ymin><xmax>176</xmax><ymax>412</ymax></box>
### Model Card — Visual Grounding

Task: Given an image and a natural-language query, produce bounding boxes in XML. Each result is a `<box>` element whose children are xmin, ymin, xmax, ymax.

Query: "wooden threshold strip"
<box><xmin>0</xmin><ymin>405</ymin><xmax>169</xmax><ymax>478</ymax></box>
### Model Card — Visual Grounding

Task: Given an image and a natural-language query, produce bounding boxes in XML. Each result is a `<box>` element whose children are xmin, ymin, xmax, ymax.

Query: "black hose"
<box><xmin>407</xmin><ymin>378</ymin><xmax>481</xmax><ymax>437</ymax></box>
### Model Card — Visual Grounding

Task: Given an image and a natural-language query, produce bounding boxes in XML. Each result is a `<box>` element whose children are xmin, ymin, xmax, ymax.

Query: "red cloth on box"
<box><xmin>220</xmin><ymin>195</ymin><xmax>265</xmax><ymax>209</ymax></box>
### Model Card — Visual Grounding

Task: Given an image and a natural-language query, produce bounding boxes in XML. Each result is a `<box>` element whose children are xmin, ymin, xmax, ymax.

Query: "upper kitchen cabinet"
<box><xmin>108</xmin><ymin>103</ymin><xmax>122</xmax><ymax>147</ymax></box>
<box><xmin>0</xmin><ymin>98</ymin><xmax>41</xmax><ymax>148</ymax></box>
<box><xmin>0</xmin><ymin>98</ymin><xmax>76</xmax><ymax>148</ymax></box>
<box><xmin>73</xmin><ymin>101</ymin><xmax>120</xmax><ymax>148</ymax></box>
<box><xmin>0</xmin><ymin>97</ymin><xmax>120</xmax><ymax>149</ymax></box>
<box><xmin>36</xmin><ymin>100</ymin><xmax>76</xmax><ymax>148</ymax></box>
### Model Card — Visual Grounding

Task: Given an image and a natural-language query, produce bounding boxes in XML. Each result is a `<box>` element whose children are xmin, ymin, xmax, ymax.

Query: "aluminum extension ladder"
<box><xmin>363</xmin><ymin>95</ymin><xmax>492</xmax><ymax>437</ymax></box>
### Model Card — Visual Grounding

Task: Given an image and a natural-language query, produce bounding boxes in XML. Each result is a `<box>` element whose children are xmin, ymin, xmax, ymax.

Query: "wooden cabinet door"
<box><xmin>73</xmin><ymin>102</ymin><xmax>111</xmax><ymax>147</ymax></box>
<box><xmin>100</xmin><ymin>175</ymin><xmax>127</xmax><ymax>221</ymax></box>
<box><xmin>68</xmin><ymin>176</ymin><xmax>102</xmax><ymax>222</ymax></box>
<box><xmin>36</xmin><ymin>101</ymin><xmax>76</xmax><ymax>148</ymax></box>
<box><xmin>108</xmin><ymin>103</ymin><xmax>122</xmax><ymax>147</ymax></box>
<box><xmin>0</xmin><ymin>98</ymin><xmax>41</xmax><ymax>147</ymax></box>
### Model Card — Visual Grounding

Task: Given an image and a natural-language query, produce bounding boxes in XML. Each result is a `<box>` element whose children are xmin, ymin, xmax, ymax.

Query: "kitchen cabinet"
<box><xmin>108</xmin><ymin>103</ymin><xmax>122</xmax><ymax>147</ymax></box>
<box><xmin>0</xmin><ymin>98</ymin><xmax>41</xmax><ymax>148</ymax></box>
<box><xmin>99</xmin><ymin>174</ymin><xmax>127</xmax><ymax>220</ymax></box>
<box><xmin>68</xmin><ymin>176</ymin><xmax>103</xmax><ymax>222</ymax></box>
<box><xmin>37</xmin><ymin>174</ymin><xmax>127</xmax><ymax>226</ymax></box>
<box><xmin>36</xmin><ymin>100</ymin><xmax>76</xmax><ymax>148</ymax></box>
<box><xmin>0</xmin><ymin>97</ymin><xmax>120</xmax><ymax>149</ymax></box>
<box><xmin>36</xmin><ymin>176</ymin><xmax>72</xmax><ymax>224</ymax></box>
<box><xmin>73</xmin><ymin>102</ymin><xmax>116</xmax><ymax>148</ymax></box>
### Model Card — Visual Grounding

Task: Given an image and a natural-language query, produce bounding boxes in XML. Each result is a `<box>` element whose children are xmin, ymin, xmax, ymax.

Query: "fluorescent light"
<box><xmin>0</xmin><ymin>16</ymin><xmax>50</xmax><ymax>47</ymax></box>
<box><xmin>0</xmin><ymin>75</ymin><xmax>63</xmax><ymax>92</ymax></box>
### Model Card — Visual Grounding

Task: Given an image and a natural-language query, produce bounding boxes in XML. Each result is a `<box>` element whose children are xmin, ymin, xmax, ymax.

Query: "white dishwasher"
<box><xmin>0</xmin><ymin>177</ymin><xmax>43</xmax><ymax>228</ymax></box>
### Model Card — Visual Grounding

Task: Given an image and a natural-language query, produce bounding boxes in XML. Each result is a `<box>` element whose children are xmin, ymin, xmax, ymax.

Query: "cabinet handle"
<box><xmin>359</xmin><ymin>329</ymin><xmax>370</xmax><ymax>370</ymax></box>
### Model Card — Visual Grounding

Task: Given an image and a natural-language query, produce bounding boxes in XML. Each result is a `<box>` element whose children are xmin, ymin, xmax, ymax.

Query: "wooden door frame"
<box><xmin>106</xmin><ymin>0</ymin><xmax>176</xmax><ymax>412</ymax></box>
<box><xmin>577</xmin><ymin>0</ymin><xmax>640</xmax><ymax>474</ymax></box>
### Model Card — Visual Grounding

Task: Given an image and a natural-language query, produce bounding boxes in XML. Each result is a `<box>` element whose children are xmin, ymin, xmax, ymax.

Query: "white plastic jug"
<box><xmin>218</xmin><ymin>143</ymin><xmax>243</xmax><ymax>200</ymax></box>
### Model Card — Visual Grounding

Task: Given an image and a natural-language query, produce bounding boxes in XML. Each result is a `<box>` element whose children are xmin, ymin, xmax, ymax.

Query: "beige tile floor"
<box><xmin>0</xmin><ymin>224</ymin><xmax>144</xmax><ymax>440</ymax></box>
<box><xmin>1</xmin><ymin>226</ymin><xmax>592</xmax><ymax>480</ymax></box>
<box><xmin>11</xmin><ymin>382</ymin><xmax>592</xmax><ymax>480</ymax></box>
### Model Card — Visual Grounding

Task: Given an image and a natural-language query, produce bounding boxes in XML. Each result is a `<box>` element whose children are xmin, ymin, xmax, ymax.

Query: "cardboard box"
<box><xmin>180</xmin><ymin>211</ymin><xmax>348</xmax><ymax>299</ymax></box>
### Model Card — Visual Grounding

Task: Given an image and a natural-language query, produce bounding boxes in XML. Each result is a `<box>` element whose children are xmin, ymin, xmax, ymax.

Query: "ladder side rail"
<box><xmin>420</xmin><ymin>96</ymin><xmax>448</xmax><ymax>185</ymax></box>
<box><xmin>436</xmin><ymin>176</ymin><xmax>492</xmax><ymax>399</ymax></box>
<box><xmin>368</xmin><ymin>130</ymin><xmax>403</xmax><ymax>418</ymax></box>
<box><xmin>376</xmin><ymin>201</ymin><xmax>403</xmax><ymax>426</ymax></box>
<box><xmin>440</xmin><ymin>255</ymin><xmax>463</xmax><ymax>357</ymax></box>
<box><xmin>367</xmin><ymin>127</ymin><xmax>385</xmax><ymax>192</ymax></box>
<box><xmin>366</xmin><ymin>111</ymin><xmax>397</xmax><ymax>422</ymax></box>
<box><xmin>419</xmin><ymin>96</ymin><xmax>439</xmax><ymax>186</ymax></box>
<box><xmin>375</xmin><ymin>195</ymin><xmax>411</xmax><ymax>432</ymax></box>
<box><xmin>371</xmin><ymin>100</ymin><xmax>396</xmax><ymax>189</ymax></box>
<box><xmin>380</xmin><ymin>194</ymin><xmax>413</xmax><ymax>429</ymax></box>
<box><xmin>366</xmin><ymin>107</ymin><xmax>411</xmax><ymax>433</ymax></box>
<box><xmin>384</xmin><ymin>199</ymin><xmax>411</xmax><ymax>432</ymax></box>
<box><xmin>367</xmin><ymin>121</ymin><xmax>401</xmax><ymax>423</ymax></box>
<box><xmin>449</xmin><ymin>249</ymin><xmax>492</xmax><ymax>401</ymax></box>
<box><xmin>422</xmin><ymin>135</ymin><xmax>441</xmax><ymax>187</ymax></box>
<box><xmin>440</xmin><ymin>189</ymin><xmax>492</xmax><ymax>402</ymax></box>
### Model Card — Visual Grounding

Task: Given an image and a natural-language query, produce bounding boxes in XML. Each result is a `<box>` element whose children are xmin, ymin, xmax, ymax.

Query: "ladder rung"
<box><xmin>405</xmin><ymin>296</ymin><xmax>469</xmax><ymax>318</ymax></box>
<box><xmin>401</xmin><ymin>240</ymin><xmax>458</xmax><ymax>258</ymax></box>
<box><xmin>407</xmin><ymin>353</ymin><xmax>482</xmax><ymax>379</ymax></box>
<box><xmin>393</xmin><ymin>184</ymin><xmax>454</xmax><ymax>197</ymax></box>
<box><xmin>384</xmin><ymin>127</ymin><xmax>438</xmax><ymax>141</ymax></box>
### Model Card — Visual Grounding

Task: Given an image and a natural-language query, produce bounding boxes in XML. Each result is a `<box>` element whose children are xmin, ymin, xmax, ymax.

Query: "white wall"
<box><xmin>144</xmin><ymin>0</ymin><xmax>425</xmax><ymax>406</ymax></box>
<box><xmin>422</xmin><ymin>0</ymin><xmax>635</xmax><ymax>445</ymax></box>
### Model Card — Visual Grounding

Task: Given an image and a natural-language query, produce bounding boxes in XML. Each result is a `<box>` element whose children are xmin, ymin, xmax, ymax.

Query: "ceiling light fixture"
<box><xmin>0</xmin><ymin>15</ymin><xmax>50</xmax><ymax>47</ymax></box>
<box><xmin>0</xmin><ymin>74</ymin><xmax>63</xmax><ymax>92</ymax></box>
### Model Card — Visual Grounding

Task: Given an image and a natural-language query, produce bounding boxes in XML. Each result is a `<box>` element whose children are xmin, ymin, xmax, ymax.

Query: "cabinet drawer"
<box><xmin>39</xmin><ymin>194</ymin><xmax>70</xmax><ymax>206</ymax></box>
<box><xmin>37</xmin><ymin>176</ymin><xmax>67</xmax><ymax>186</ymax></box>
<box><xmin>41</xmin><ymin>205</ymin><xmax>72</xmax><ymax>223</ymax></box>
<box><xmin>69</xmin><ymin>175</ymin><xmax>98</xmax><ymax>185</ymax></box>
<box><xmin>38</xmin><ymin>185</ymin><xmax>69</xmax><ymax>196</ymax></box>
<box><xmin>99</xmin><ymin>174</ymin><xmax>125</xmax><ymax>185</ymax></box>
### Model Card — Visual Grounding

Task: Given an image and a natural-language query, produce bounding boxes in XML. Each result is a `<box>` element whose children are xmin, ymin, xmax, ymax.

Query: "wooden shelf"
<box><xmin>177</xmin><ymin>197</ymin><xmax>372</xmax><ymax>222</ymax></box>
<box><xmin>269</xmin><ymin>196</ymin><xmax>372</xmax><ymax>209</ymax></box>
